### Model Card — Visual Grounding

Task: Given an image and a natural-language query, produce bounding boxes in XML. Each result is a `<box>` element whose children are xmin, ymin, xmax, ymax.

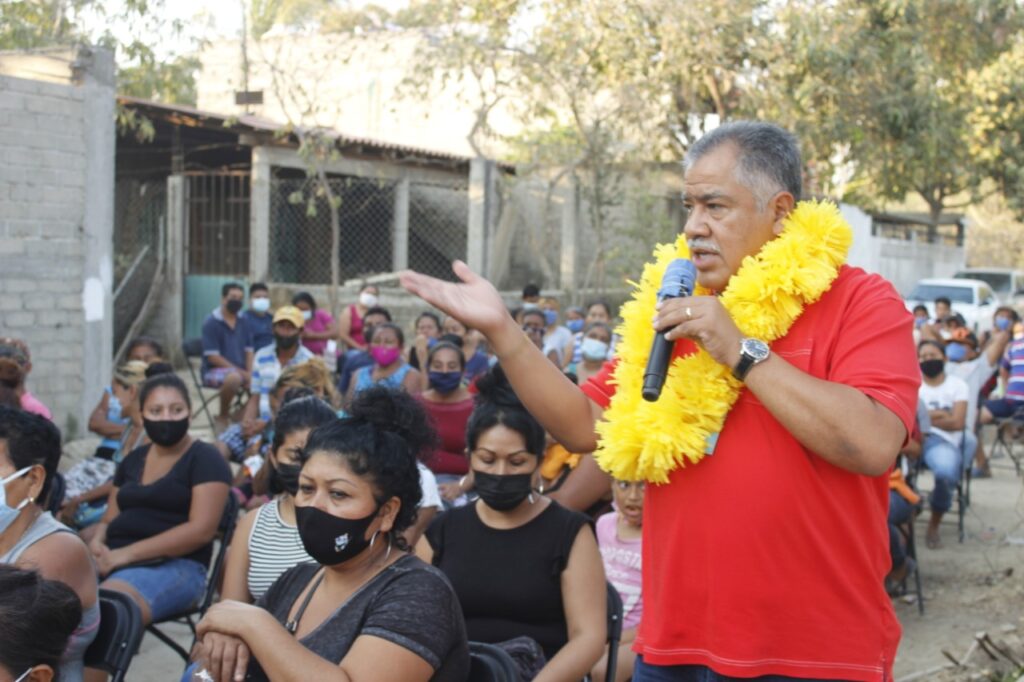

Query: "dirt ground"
<box><xmin>891</xmin><ymin>428</ymin><xmax>1024</xmax><ymax>681</ymax></box>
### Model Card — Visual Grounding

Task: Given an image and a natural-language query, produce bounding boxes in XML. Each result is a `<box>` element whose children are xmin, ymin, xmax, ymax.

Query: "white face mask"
<box><xmin>0</xmin><ymin>466</ymin><xmax>33</xmax><ymax>534</ymax></box>
<box><xmin>581</xmin><ymin>337</ymin><xmax>610</xmax><ymax>362</ymax></box>
<box><xmin>302</xmin><ymin>310</ymin><xmax>313</xmax><ymax>322</ymax></box>
<box><xmin>359</xmin><ymin>292</ymin><xmax>379</xmax><ymax>308</ymax></box>
<box><xmin>251</xmin><ymin>297</ymin><xmax>271</xmax><ymax>313</ymax></box>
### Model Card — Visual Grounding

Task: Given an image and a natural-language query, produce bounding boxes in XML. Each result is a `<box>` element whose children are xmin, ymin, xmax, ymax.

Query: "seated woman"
<box><xmin>221</xmin><ymin>396</ymin><xmax>337</xmax><ymax>603</ymax></box>
<box><xmin>441</xmin><ymin>316</ymin><xmax>490</xmax><ymax>384</ymax></box>
<box><xmin>417</xmin><ymin>367</ymin><xmax>606</xmax><ymax>681</ymax></box>
<box><xmin>192</xmin><ymin>387</ymin><xmax>469</xmax><ymax>682</ymax></box>
<box><xmin>88</xmin><ymin>373</ymin><xmax>232</xmax><ymax>625</ymax></box>
<box><xmin>87</xmin><ymin>337</ymin><xmax>162</xmax><ymax>460</ymax></box>
<box><xmin>62</xmin><ymin>360</ymin><xmax>151</xmax><ymax>531</ymax></box>
<box><xmin>0</xmin><ymin>407</ymin><xmax>98</xmax><ymax>682</ymax></box>
<box><xmin>408</xmin><ymin>311</ymin><xmax>443</xmax><ymax>376</ymax></box>
<box><xmin>345</xmin><ymin>323</ymin><xmax>421</xmax><ymax>406</ymax></box>
<box><xmin>293</xmin><ymin>292</ymin><xmax>337</xmax><ymax>357</ymax></box>
<box><xmin>918</xmin><ymin>340</ymin><xmax>973</xmax><ymax>549</ymax></box>
<box><xmin>417</xmin><ymin>342</ymin><xmax>474</xmax><ymax>506</ymax></box>
<box><xmin>0</xmin><ymin>565</ymin><xmax>84</xmax><ymax>682</ymax></box>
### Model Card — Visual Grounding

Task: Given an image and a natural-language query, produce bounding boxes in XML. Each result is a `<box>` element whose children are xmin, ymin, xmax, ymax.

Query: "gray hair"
<box><xmin>683</xmin><ymin>121</ymin><xmax>802</xmax><ymax>210</ymax></box>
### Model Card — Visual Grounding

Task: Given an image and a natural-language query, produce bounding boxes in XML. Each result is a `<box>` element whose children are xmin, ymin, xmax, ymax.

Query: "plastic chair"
<box><xmin>467</xmin><ymin>642</ymin><xmax>520</xmax><ymax>682</ymax></box>
<box><xmin>146</xmin><ymin>493</ymin><xmax>240</xmax><ymax>661</ymax></box>
<box><xmin>183</xmin><ymin>338</ymin><xmax>218</xmax><ymax>433</ymax></box>
<box><xmin>84</xmin><ymin>589</ymin><xmax>145</xmax><ymax>682</ymax></box>
<box><xmin>605</xmin><ymin>582</ymin><xmax>624</xmax><ymax>681</ymax></box>
<box><xmin>899</xmin><ymin>455</ymin><xmax>925</xmax><ymax>615</ymax></box>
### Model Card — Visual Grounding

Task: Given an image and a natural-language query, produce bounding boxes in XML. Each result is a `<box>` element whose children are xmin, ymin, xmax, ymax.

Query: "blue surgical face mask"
<box><xmin>566</xmin><ymin>319</ymin><xmax>584</xmax><ymax>333</ymax></box>
<box><xmin>0</xmin><ymin>466</ymin><xmax>33</xmax><ymax>534</ymax></box>
<box><xmin>946</xmin><ymin>343</ymin><xmax>967</xmax><ymax>362</ymax></box>
<box><xmin>543</xmin><ymin>310</ymin><xmax>558</xmax><ymax>326</ymax></box>
<box><xmin>914</xmin><ymin>317</ymin><xmax>927</xmax><ymax>329</ymax></box>
<box><xmin>996</xmin><ymin>316</ymin><xmax>1012</xmax><ymax>331</ymax></box>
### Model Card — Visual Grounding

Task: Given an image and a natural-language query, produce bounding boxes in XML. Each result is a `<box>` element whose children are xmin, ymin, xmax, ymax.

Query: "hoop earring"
<box><xmin>528</xmin><ymin>492</ymin><xmax>535</xmax><ymax>505</ymax></box>
<box><xmin>369</xmin><ymin>530</ymin><xmax>380</xmax><ymax>550</ymax></box>
<box><xmin>384</xmin><ymin>535</ymin><xmax>393</xmax><ymax>562</ymax></box>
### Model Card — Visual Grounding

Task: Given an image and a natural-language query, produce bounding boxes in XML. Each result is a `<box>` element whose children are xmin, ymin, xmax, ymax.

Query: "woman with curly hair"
<box><xmin>192</xmin><ymin>387</ymin><xmax>469</xmax><ymax>682</ymax></box>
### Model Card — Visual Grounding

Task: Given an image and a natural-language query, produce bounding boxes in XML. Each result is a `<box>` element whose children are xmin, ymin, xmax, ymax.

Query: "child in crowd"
<box><xmin>593</xmin><ymin>479</ymin><xmax>644</xmax><ymax>682</ymax></box>
<box><xmin>87</xmin><ymin>337</ymin><xmax>163</xmax><ymax>459</ymax></box>
<box><xmin>0</xmin><ymin>339</ymin><xmax>50</xmax><ymax>419</ymax></box>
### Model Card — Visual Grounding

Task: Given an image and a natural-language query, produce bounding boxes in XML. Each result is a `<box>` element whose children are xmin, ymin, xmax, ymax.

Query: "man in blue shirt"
<box><xmin>201</xmin><ymin>282</ymin><xmax>253</xmax><ymax>428</ymax></box>
<box><xmin>242</xmin><ymin>282</ymin><xmax>275</xmax><ymax>352</ymax></box>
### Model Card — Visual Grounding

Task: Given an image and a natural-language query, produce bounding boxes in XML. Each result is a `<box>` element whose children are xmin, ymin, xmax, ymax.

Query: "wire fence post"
<box><xmin>393</xmin><ymin>176</ymin><xmax>410</xmax><ymax>272</ymax></box>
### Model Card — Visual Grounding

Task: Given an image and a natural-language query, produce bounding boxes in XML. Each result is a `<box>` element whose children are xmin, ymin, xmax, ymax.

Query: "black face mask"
<box><xmin>275</xmin><ymin>333</ymin><xmax>299</xmax><ymax>350</ymax></box>
<box><xmin>271</xmin><ymin>462</ymin><xmax>301</xmax><ymax>496</ymax></box>
<box><xmin>226</xmin><ymin>299</ymin><xmax>243</xmax><ymax>314</ymax></box>
<box><xmin>294</xmin><ymin>504</ymin><xmax>379</xmax><ymax>566</ymax></box>
<box><xmin>143</xmin><ymin>417</ymin><xmax>190</xmax><ymax>447</ymax></box>
<box><xmin>920</xmin><ymin>358</ymin><xmax>945</xmax><ymax>379</ymax></box>
<box><xmin>473</xmin><ymin>470</ymin><xmax>535</xmax><ymax>511</ymax></box>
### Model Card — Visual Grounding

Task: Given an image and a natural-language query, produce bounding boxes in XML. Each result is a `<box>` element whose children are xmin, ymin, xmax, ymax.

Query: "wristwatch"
<box><xmin>733</xmin><ymin>338</ymin><xmax>770</xmax><ymax>381</ymax></box>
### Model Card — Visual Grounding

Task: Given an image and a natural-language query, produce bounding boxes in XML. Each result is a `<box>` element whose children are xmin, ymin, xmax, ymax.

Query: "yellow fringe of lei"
<box><xmin>594</xmin><ymin>200</ymin><xmax>852</xmax><ymax>484</ymax></box>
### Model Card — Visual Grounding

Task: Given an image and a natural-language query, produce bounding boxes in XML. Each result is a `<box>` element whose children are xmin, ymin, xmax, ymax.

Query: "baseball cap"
<box><xmin>273</xmin><ymin>306</ymin><xmax>305</xmax><ymax>329</ymax></box>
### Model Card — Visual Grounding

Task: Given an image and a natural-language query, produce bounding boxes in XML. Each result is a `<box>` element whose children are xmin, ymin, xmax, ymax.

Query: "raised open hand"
<box><xmin>400</xmin><ymin>261</ymin><xmax>514</xmax><ymax>346</ymax></box>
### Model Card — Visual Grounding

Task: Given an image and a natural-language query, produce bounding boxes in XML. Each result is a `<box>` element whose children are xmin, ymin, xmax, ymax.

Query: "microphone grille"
<box><xmin>658</xmin><ymin>259</ymin><xmax>697</xmax><ymax>298</ymax></box>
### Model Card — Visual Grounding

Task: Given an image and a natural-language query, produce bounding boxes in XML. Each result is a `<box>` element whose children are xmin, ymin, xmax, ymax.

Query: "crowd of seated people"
<box><xmin>0</xmin><ymin>283</ymin><xmax>849</xmax><ymax>682</ymax></box>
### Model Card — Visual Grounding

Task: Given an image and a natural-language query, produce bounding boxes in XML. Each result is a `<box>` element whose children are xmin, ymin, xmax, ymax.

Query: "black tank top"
<box><xmin>425</xmin><ymin>500</ymin><xmax>591</xmax><ymax>660</ymax></box>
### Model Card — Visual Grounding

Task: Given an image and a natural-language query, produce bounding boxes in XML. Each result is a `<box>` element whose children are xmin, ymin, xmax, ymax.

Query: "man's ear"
<box><xmin>769</xmin><ymin>192</ymin><xmax>796</xmax><ymax>235</ymax></box>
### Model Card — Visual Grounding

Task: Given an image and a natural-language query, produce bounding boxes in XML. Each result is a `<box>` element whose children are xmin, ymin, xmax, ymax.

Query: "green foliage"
<box><xmin>119</xmin><ymin>54</ymin><xmax>200</xmax><ymax>105</ymax></box>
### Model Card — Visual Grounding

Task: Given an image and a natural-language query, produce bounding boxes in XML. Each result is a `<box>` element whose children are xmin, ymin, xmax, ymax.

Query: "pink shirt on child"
<box><xmin>596</xmin><ymin>511</ymin><xmax>643</xmax><ymax>630</ymax></box>
<box><xmin>20</xmin><ymin>392</ymin><xmax>52</xmax><ymax>420</ymax></box>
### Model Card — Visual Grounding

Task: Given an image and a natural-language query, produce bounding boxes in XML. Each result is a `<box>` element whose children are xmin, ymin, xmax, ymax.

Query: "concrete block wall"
<box><xmin>0</xmin><ymin>48</ymin><xmax>115</xmax><ymax>439</ymax></box>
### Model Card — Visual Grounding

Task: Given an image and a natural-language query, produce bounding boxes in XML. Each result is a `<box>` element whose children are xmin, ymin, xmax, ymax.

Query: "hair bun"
<box><xmin>144</xmin><ymin>361</ymin><xmax>175</xmax><ymax>379</ymax></box>
<box><xmin>473</xmin><ymin>365</ymin><xmax>524</xmax><ymax>410</ymax></box>
<box><xmin>347</xmin><ymin>386</ymin><xmax>437</xmax><ymax>458</ymax></box>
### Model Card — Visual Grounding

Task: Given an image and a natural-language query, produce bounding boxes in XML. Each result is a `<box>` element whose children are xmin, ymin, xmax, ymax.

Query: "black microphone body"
<box><xmin>641</xmin><ymin>259</ymin><xmax>697</xmax><ymax>402</ymax></box>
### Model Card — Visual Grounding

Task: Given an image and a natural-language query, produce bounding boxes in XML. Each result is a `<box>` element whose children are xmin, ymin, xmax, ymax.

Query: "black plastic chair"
<box><xmin>146</xmin><ymin>493</ymin><xmax>240</xmax><ymax>661</ymax></box>
<box><xmin>84</xmin><ymin>589</ymin><xmax>145</xmax><ymax>682</ymax></box>
<box><xmin>467</xmin><ymin>642</ymin><xmax>520</xmax><ymax>682</ymax></box>
<box><xmin>44</xmin><ymin>471</ymin><xmax>65</xmax><ymax>516</ymax></box>
<box><xmin>183</xmin><ymin>338</ymin><xmax>218</xmax><ymax>433</ymax></box>
<box><xmin>605</xmin><ymin>582</ymin><xmax>624</xmax><ymax>681</ymax></box>
<box><xmin>900</xmin><ymin>454</ymin><xmax>925</xmax><ymax>615</ymax></box>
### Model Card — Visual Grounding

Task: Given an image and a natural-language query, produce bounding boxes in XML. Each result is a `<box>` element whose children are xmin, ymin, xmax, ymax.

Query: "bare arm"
<box><xmin>401</xmin><ymin>368</ymin><xmax>423</xmax><ymax>396</ymax></box>
<box><xmin>534</xmin><ymin>526</ymin><xmax>607</xmax><ymax>682</ymax></box>
<box><xmin>985</xmin><ymin>330</ymin><xmax>1011</xmax><ymax>367</ymax></box>
<box><xmin>88</xmin><ymin>392</ymin><xmax>125</xmax><ymax>439</ymax></box>
<box><xmin>197</xmin><ymin>603</ymin><xmax>436</xmax><ymax>682</ymax></box>
<box><xmin>337</xmin><ymin>307</ymin><xmax>364</xmax><ymax>350</ymax></box>
<box><xmin>928</xmin><ymin>401</ymin><xmax>967</xmax><ymax>432</ymax></box>
<box><xmin>546</xmin><ymin>454</ymin><xmax>613</xmax><ymax>512</ymax></box>
<box><xmin>207</xmin><ymin>353</ymin><xmax>242</xmax><ymax>370</ymax></box>
<box><xmin>19</xmin><ymin>532</ymin><xmax>98</xmax><ymax>610</ymax></box>
<box><xmin>221</xmin><ymin>508</ymin><xmax>259</xmax><ymax>603</ymax></box>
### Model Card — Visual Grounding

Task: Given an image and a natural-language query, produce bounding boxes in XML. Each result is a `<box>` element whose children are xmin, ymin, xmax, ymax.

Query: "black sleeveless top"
<box><xmin>425</xmin><ymin>500</ymin><xmax>591</xmax><ymax>660</ymax></box>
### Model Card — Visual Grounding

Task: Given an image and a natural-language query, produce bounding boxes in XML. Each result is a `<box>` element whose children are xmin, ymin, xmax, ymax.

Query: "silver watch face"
<box><xmin>741</xmin><ymin>338</ymin><xmax>770</xmax><ymax>361</ymax></box>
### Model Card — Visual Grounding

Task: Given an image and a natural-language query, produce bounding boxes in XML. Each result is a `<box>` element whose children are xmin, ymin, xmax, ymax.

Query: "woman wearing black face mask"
<box><xmin>192</xmin><ymin>387</ymin><xmax>470</xmax><ymax>682</ymax></box>
<box><xmin>221</xmin><ymin>396</ymin><xmax>336</xmax><ymax>604</ymax></box>
<box><xmin>417</xmin><ymin>342</ymin><xmax>473</xmax><ymax>508</ymax></box>
<box><xmin>416</xmin><ymin>366</ymin><xmax>607</xmax><ymax>681</ymax></box>
<box><xmin>88</xmin><ymin>373</ymin><xmax>232</xmax><ymax>626</ymax></box>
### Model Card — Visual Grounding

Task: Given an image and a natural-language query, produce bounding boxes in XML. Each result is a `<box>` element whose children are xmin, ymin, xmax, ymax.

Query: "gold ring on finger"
<box><xmin>686</xmin><ymin>306</ymin><xmax>692</xmax><ymax>319</ymax></box>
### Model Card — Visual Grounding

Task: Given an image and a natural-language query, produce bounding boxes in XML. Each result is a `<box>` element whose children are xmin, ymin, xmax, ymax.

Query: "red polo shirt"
<box><xmin>582</xmin><ymin>266</ymin><xmax>919</xmax><ymax>681</ymax></box>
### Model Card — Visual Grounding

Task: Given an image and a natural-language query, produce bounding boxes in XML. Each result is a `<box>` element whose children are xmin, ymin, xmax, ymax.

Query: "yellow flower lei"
<box><xmin>594</xmin><ymin>200</ymin><xmax>853</xmax><ymax>483</ymax></box>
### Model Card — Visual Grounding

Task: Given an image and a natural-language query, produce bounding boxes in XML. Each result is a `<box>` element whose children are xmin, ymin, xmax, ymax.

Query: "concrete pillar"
<box><xmin>250</xmin><ymin>146</ymin><xmax>271</xmax><ymax>282</ymax></box>
<box><xmin>560</xmin><ymin>179</ymin><xmax>580</xmax><ymax>293</ymax></box>
<box><xmin>80</xmin><ymin>46</ymin><xmax>116</xmax><ymax>435</ymax></box>
<box><xmin>393</xmin><ymin>176</ymin><xmax>410</xmax><ymax>272</ymax></box>
<box><xmin>467</xmin><ymin>157</ymin><xmax>496</xmax><ymax>276</ymax></box>
<box><xmin>165</xmin><ymin>175</ymin><xmax>187</xmax><ymax>358</ymax></box>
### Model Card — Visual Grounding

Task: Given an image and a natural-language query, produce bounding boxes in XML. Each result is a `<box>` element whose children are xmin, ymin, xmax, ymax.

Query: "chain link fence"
<box><xmin>268</xmin><ymin>172</ymin><xmax>468</xmax><ymax>284</ymax></box>
<box><xmin>113</xmin><ymin>178</ymin><xmax>165</xmax><ymax>354</ymax></box>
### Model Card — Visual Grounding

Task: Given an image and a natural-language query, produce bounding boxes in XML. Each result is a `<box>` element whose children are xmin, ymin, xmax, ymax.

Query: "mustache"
<box><xmin>687</xmin><ymin>239</ymin><xmax>720</xmax><ymax>254</ymax></box>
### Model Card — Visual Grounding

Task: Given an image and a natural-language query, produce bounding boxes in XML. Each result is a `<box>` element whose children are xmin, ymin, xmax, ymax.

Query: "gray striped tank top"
<box><xmin>246</xmin><ymin>498</ymin><xmax>314</xmax><ymax>600</ymax></box>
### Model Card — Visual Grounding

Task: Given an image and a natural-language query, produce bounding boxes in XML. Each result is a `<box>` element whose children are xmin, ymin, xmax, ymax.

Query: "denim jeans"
<box><xmin>922</xmin><ymin>431</ymin><xmax>973</xmax><ymax>513</ymax></box>
<box><xmin>633</xmin><ymin>658</ymin><xmax>850</xmax><ymax>681</ymax></box>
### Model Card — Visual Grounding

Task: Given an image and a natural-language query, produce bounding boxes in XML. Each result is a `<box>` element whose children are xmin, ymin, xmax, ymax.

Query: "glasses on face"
<box><xmin>614</xmin><ymin>480</ymin><xmax>645</xmax><ymax>493</ymax></box>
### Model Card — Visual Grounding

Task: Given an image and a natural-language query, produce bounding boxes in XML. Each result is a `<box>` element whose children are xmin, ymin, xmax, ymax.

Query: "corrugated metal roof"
<box><xmin>117</xmin><ymin>95</ymin><xmax>503</xmax><ymax>168</ymax></box>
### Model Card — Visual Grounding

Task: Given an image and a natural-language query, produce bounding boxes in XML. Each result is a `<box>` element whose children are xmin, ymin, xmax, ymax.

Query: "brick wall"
<box><xmin>0</xmin><ymin>48</ymin><xmax>115</xmax><ymax>439</ymax></box>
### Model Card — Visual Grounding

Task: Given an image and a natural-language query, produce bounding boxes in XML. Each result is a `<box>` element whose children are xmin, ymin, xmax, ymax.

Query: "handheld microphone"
<box><xmin>641</xmin><ymin>259</ymin><xmax>697</xmax><ymax>402</ymax></box>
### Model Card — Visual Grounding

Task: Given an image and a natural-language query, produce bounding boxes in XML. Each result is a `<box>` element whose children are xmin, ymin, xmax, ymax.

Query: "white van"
<box><xmin>953</xmin><ymin>268</ymin><xmax>1024</xmax><ymax>303</ymax></box>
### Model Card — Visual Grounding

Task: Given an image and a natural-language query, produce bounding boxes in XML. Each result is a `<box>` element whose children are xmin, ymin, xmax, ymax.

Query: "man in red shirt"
<box><xmin>402</xmin><ymin>121</ymin><xmax>919</xmax><ymax>681</ymax></box>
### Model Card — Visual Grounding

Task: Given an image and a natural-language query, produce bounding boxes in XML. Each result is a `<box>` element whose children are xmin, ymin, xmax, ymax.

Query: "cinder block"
<box><xmin>36</xmin><ymin>310</ymin><xmax>70</xmax><ymax>327</ymax></box>
<box><xmin>58</xmin><ymin>294</ymin><xmax>81</xmax><ymax>310</ymax></box>
<box><xmin>2</xmin><ymin>311</ymin><xmax>35</xmax><ymax>327</ymax></box>
<box><xmin>2</xmin><ymin>279</ymin><xmax>37</xmax><ymax>294</ymax></box>
<box><xmin>24</xmin><ymin>293</ymin><xmax>56</xmax><ymax>311</ymax></box>
<box><xmin>0</xmin><ymin>240</ymin><xmax>26</xmax><ymax>255</ymax></box>
<box><xmin>0</xmin><ymin>297</ymin><xmax>23</xmax><ymax>311</ymax></box>
<box><xmin>0</xmin><ymin>91</ymin><xmax>26</xmax><ymax>110</ymax></box>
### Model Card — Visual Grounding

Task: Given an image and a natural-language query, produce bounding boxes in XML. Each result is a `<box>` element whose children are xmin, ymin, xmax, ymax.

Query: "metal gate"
<box><xmin>183</xmin><ymin>173</ymin><xmax>251</xmax><ymax>340</ymax></box>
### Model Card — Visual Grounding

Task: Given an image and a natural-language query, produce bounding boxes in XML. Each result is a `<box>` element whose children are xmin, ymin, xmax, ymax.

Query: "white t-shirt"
<box><xmin>919</xmin><ymin>374</ymin><xmax>970</xmax><ymax>446</ymax></box>
<box><xmin>543</xmin><ymin>325</ymin><xmax>574</xmax><ymax>365</ymax></box>
<box><xmin>417</xmin><ymin>462</ymin><xmax>442</xmax><ymax>510</ymax></box>
<box><xmin>946</xmin><ymin>355</ymin><xmax>995</xmax><ymax>429</ymax></box>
